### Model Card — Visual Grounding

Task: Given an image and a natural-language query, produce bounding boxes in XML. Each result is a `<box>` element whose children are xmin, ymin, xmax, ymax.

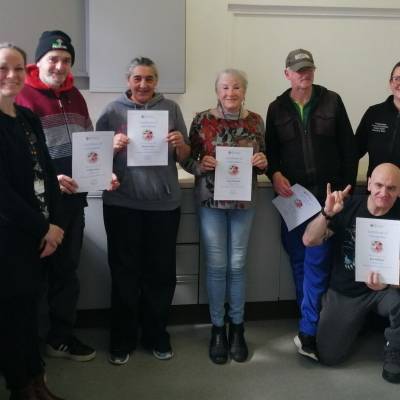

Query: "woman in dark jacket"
<box><xmin>0</xmin><ymin>43</ymin><xmax>64</xmax><ymax>400</ymax></box>
<box><xmin>356</xmin><ymin>61</ymin><xmax>400</xmax><ymax>179</ymax></box>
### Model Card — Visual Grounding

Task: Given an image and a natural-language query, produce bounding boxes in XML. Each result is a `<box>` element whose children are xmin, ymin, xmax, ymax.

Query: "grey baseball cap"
<box><xmin>285</xmin><ymin>49</ymin><xmax>315</xmax><ymax>72</ymax></box>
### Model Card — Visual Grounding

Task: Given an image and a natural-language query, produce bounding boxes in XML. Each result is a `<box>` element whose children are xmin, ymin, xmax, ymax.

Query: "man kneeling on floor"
<box><xmin>302</xmin><ymin>162</ymin><xmax>400</xmax><ymax>383</ymax></box>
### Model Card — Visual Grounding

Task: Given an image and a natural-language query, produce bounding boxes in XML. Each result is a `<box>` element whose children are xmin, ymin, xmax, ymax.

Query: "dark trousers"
<box><xmin>103</xmin><ymin>204</ymin><xmax>180</xmax><ymax>353</ymax></box>
<box><xmin>45</xmin><ymin>207</ymin><xmax>85</xmax><ymax>343</ymax></box>
<box><xmin>281</xmin><ymin>219</ymin><xmax>331</xmax><ymax>336</ymax></box>
<box><xmin>317</xmin><ymin>288</ymin><xmax>400</xmax><ymax>365</ymax></box>
<box><xmin>0</xmin><ymin>295</ymin><xmax>44</xmax><ymax>391</ymax></box>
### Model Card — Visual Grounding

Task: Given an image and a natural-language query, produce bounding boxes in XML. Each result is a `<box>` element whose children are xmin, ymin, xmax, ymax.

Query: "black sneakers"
<box><xmin>382</xmin><ymin>341</ymin><xmax>400</xmax><ymax>383</ymax></box>
<box><xmin>143</xmin><ymin>333</ymin><xmax>175</xmax><ymax>361</ymax></box>
<box><xmin>294</xmin><ymin>332</ymin><xmax>318</xmax><ymax>361</ymax></box>
<box><xmin>153</xmin><ymin>348</ymin><xmax>174</xmax><ymax>360</ymax></box>
<box><xmin>46</xmin><ymin>336</ymin><xmax>96</xmax><ymax>362</ymax></box>
<box><xmin>109</xmin><ymin>350</ymin><xmax>130</xmax><ymax>366</ymax></box>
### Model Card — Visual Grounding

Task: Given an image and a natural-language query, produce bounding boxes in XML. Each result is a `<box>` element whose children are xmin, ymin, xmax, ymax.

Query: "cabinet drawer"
<box><xmin>176</xmin><ymin>245</ymin><xmax>199</xmax><ymax>275</ymax></box>
<box><xmin>177</xmin><ymin>214</ymin><xmax>199</xmax><ymax>243</ymax></box>
<box><xmin>181</xmin><ymin>188</ymin><xmax>196</xmax><ymax>214</ymax></box>
<box><xmin>172</xmin><ymin>276</ymin><xmax>198</xmax><ymax>305</ymax></box>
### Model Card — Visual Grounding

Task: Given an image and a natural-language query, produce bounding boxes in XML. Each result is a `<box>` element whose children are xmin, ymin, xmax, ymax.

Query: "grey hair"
<box><xmin>215</xmin><ymin>68</ymin><xmax>248</xmax><ymax>92</ymax></box>
<box><xmin>0</xmin><ymin>42</ymin><xmax>27</xmax><ymax>65</ymax></box>
<box><xmin>126</xmin><ymin>56</ymin><xmax>158</xmax><ymax>80</ymax></box>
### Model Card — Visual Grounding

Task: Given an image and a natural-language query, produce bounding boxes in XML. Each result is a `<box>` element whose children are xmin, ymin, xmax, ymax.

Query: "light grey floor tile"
<box><xmin>0</xmin><ymin>320</ymin><xmax>397</xmax><ymax>400</ymax></box>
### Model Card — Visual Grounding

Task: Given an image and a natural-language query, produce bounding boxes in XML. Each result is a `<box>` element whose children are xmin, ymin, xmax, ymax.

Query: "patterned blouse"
<box><xmin>182</xmin><ymin>109</ymin><xmax>265</xmax><ymax>209</ymax></box>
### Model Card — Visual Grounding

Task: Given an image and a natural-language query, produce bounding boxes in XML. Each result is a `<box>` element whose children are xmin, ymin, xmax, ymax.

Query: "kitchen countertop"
<box><xmin>178</xmin><ymin>167</ymin><xmax>368</xmax><ymax>188</ymax></box>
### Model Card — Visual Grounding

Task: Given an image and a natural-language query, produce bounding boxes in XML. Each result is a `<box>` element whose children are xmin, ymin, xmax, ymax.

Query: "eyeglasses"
<box><xmin>391</xmin><ymin>76</ymin><xmax>400</xmax><ymax>83</ymax></box>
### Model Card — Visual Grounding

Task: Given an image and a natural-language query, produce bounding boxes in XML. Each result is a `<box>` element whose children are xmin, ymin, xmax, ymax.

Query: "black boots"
<box><xmin>209</xmin><ymin>323</ymin><xmax>248</xmax><ymax>364</ymax></box>
<box><xmin>228</xmin><ymin>322</ymin><xmax>248</xmax><ymax>362</ymax></box>
<box><xmin>10</xmin><ymin>374</ymin><xmax>64</xmax><ymax>400</ymax></box>
<box><xmin>9</xmin><ymin>385</ymin><xmax>38</xmax><ymax>400</ymax></box>
<box><xmin>31</xmin><ymin>374</ymin><xmax>65</xmax><ymax>400</ymax></box>
<box><xmin>209</xmin><ymin>325</ymin><xmax>228</xmax><ymax>364</ymax></box>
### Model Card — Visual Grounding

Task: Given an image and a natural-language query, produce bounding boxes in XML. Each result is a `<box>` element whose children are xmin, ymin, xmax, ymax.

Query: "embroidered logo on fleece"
<box><xmin>371</xmin><ymin>122</ymin><xmax>389</xmax><ymax>134</ymax></box>
<box><xmin>51</xmin><ymin>39</ymin><xmax>68</xmax><ymax>50</ymax></box>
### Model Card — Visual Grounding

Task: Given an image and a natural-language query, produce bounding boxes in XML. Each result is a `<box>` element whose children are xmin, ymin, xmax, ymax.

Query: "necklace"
<box><xmin>218</xmin><ymin>104</ymin><xmax>242</xmax><ymax>121</ymax></box>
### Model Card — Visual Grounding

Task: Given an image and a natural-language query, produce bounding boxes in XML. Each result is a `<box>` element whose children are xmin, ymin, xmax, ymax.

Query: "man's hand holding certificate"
<box><xmin>355</xmin><ymin>218</ymin><xmax>400</xmax><ymax>285</ymax></box>
<box><xmin>272</xmin><ymin>184</ymin><xmax>322</xmax><ymax>231</ymax></box>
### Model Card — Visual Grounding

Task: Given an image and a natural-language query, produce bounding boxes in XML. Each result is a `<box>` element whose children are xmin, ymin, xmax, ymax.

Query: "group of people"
<box><xmin>0</xmin><ymin>27</ymin><xmax>400</xmax><ymax>400</ymax></box>
<box><xmin>266</xmin><ymin>49</ymin><xmax>400</xmax><ymax>384</ymax></box>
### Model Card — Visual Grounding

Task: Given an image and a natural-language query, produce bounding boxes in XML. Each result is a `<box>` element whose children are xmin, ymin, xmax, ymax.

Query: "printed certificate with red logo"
<box><xmin>127</xmin><ymin>110</ymin><xmax>168</xmax><ymax>166</ymax></box>
<box><xmin>272</xmin><ymin>184</ymin><xmax>321</xmax><ymax>231</ymax></box>
<box><xmin>214</xmin><ymin>146</ymin><xmax>253</xmax><ymax>201</ymax></box>
<box><xmin>355</xmin><ymin>217</ymin><xmax>400</xmax><ymax>285</ymax></box>
<box><xmin>72</xmin><ymin>131</ymin><xmax>114</xmax><ymax>192</ymax></box>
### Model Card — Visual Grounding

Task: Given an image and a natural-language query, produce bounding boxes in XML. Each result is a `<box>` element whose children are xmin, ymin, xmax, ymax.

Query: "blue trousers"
<box><xmin>281</xmin><ymin>219</ymin><xmax>331</xmax><ymax>336</ymax></box>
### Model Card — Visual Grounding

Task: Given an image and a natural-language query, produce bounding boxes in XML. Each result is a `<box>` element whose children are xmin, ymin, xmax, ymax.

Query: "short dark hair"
<box><xmin>126</xmin><ymin>56</ymin><xmax>158</xmax><ymax>80</ymax></box>
<box><xmin>0</xmin><ymin>42</ymin><xmax>27</xmax><ymax>65</ymax></box>
<box><xmin>390</xmin><ymin>61</ymin><xmax>400</xmax><ymax>81</ymax></box>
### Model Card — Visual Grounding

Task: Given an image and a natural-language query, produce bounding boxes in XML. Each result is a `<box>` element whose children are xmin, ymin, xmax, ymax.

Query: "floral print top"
<box><xmin>182</xmin><ymin>109</ymin><xmax>265</xmax><ymax>209</ymax></box>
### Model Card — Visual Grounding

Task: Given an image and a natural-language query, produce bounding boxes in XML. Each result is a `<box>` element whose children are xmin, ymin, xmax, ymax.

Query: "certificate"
<box><xmin>355</xmin><ymin>217</ymin><xmax>400</xmax><ymax>285</ymax></box>
<box><xmin>272</xmin><ymin>184</ymin><xmax>321</xmax><ymax>231</ymax></box>
<box><xmin>214</xmin><ymin>146</ymin><xmax>253</xmax><ymax>201</ymax></box>
<box><xmin>72</xmin><ymin>131</ymin><xmax>114</xmax><ymax>192</ymax></box>
<box><xmin>127</xmin><ymin>110</ymin><xmax>168</xmax><ymax>166</ymax></box>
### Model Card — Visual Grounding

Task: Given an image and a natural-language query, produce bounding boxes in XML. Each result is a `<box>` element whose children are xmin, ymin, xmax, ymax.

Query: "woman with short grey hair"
<box><xmin>182</xmin><ymin>68</ymin><xmax>267</xmax><ymax>364</ymax></box>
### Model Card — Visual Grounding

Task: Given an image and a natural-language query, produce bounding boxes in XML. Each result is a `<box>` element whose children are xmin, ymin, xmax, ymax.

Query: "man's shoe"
<box><xmin>46</xmin><ymin>337</ymin><xmax>96</xmax><ymax>362</ymax></box>
<box><xmin>229</xmin><ymin>322</ymin><xmax>248</xmax><ymax>362</ymax></box>
<box><xmin>108</xmin><ymin>350</ymin><xmax>130</xmax><ymax>366</ymax></box>
<box><xmin>294</xmin><ymin>332</ymin><xmax>318</xmax><ymax>361</ymax></box>
<box><xmin>209</xmin><ymin>325</ymin><xmax>228</xmax><ymax>364</ymax></box>
<box><xmin>32</xmin><ymin>374</ymin><xmax>65</xmax><ymax>400</ymax></box>
<box><xmin>382</xmin><ymin>341</ymin><xmax>400</xmax><ymax>383</ymax></box>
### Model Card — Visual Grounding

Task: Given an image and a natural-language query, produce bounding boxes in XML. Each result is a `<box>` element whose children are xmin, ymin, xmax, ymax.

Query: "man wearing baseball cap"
<box><xmin>16</xmin><ymin>30</ymin><xmax>96</xmax><ymax>362</ymax></box>
<box><xmin>265</xmin><ymin>48</ymin><xmax>358</xmax><ymax>360</ymax></box>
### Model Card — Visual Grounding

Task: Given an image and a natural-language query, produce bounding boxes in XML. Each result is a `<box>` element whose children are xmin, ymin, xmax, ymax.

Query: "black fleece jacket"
<box><xmin>355</xmin><ymin>95</ymin><xmax>400</xmax><ymax>179</ymax></box>
<box><xmin>265</xmin><ymin>84</ymin><xmax>358</xmax><ymax>199</ymax></box>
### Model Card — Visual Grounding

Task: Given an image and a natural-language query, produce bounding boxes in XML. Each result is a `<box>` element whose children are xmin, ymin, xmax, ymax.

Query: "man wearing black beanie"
<box><xmin>16</xmin><ymin>30</ymin><xmax>96</xmax><ymax>362</ymax></box>
<box><xmin>35</xmin><ymin>30</ymin><xmax>75</xmax><ymax>66</ymax></box>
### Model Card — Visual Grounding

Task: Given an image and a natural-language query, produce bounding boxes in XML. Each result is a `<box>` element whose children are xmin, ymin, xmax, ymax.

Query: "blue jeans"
<box><xmin>281</xmin><ymin>219</ymin><xmax>331</xmax><ymax>336</ymax></box>
<box><xmin>199</xmin><ymin>207</ymin><xmax>255</xmax><ymax>327</ymax></box>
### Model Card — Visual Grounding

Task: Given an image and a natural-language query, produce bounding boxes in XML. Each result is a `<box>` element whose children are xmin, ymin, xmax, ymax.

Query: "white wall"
<box><xmin>82</xmin><ymin>0</ymin><xmax>400</xmax><ymax>177</ymax></box>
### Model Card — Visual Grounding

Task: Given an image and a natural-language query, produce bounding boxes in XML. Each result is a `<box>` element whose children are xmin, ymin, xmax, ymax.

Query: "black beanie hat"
<box><xmin>35</xmin><ymin>30</ymin><xmax>75</xmax><ymax>65</ymax></box>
